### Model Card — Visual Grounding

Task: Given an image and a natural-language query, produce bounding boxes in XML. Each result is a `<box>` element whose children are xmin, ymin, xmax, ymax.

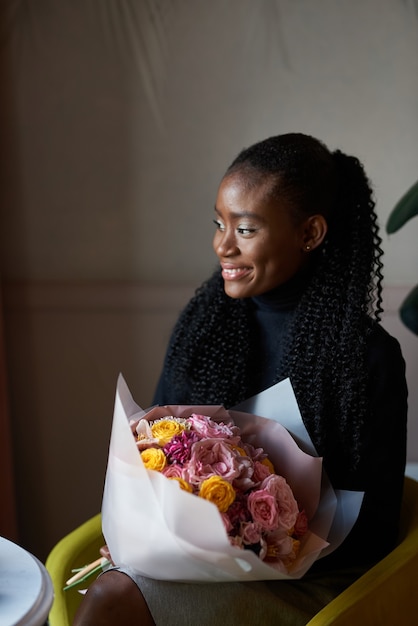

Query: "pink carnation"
<box><xmin>188</xmin><ymin>414</ymin><xmax>237</xmax><ymax>439</ymax></box>
<box><xmin>232</xmin><ymin>454</ymin><xmax>255</xmax><ymax>492</ymax></box>
<box><xmin>163</xmin><ymin>430</ymin><xmax>200</xmax><ymax>465</ymax></box>
<box><xmin>242</xmin><ymin>442</ymin><xmax>267</xmax><ymax>462</ymax></box>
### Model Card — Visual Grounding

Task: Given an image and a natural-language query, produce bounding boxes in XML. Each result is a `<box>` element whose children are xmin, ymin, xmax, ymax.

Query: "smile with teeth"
<box><xmin>221</xmin><ymin>266</ymin><xmax>252</xmax><ymax>280</ymax></box>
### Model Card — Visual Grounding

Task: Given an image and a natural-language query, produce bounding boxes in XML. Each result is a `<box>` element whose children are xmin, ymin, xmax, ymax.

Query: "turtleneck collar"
<box><xmin>251</xmin><ymin>267</ymin><xmax>313</xmax><ymax>311</ymax></box>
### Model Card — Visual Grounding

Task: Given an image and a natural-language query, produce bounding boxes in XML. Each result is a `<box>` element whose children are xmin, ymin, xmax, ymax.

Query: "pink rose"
<box><xmin>220</xmin><ymin>512</ymin><xmax>234</xmax><ymax>533</ymax></box>
<box><xmin>252</xmin><ymin>460</ymin><xmax>273</xmax><ymax>484</ymax></box>
<box><xmin>261</xmin><ymin>474</ymin><xmax>299</xmax><ymax>531</ymax></box>
<box><xmin>229</xmin><ymin>535</ymin><xmax>244</xmax><ymax>550</ymax></box>
<box><xmin>294</xmin><ymin>509</ymin><xmax>308</xmax><ymax>539</ymax></box>
<box><xmin>259</xmin><ymin>531</ymin><xmax>294</xmax><ymax>571</ymax></box>
<box><xmin>240</xmin><ymin>521</ymin><xmax>262</xmax><ymax>546</ymax></box>
<box><xmin>226</xmin><ymin>494</ymin><xmax>251</xmax><ymax>529</ymax></box>
<box><xmin>247</xmin><ymin>489</ymin><xmax>279</xmax><ymax>531</ymax></box>
<box><xmin>162</xmin><ymin>464</ymin><xmax>184</xmax><ymax>479</ymax></box>
<box><xmin>185</xmin><ymin>438</ymin><xmax>241</xmax><ymax>485</ymax></box>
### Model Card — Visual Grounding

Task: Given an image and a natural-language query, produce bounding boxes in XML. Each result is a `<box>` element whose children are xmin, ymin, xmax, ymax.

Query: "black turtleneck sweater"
<box><xmin>249</xmin><ymin>272</ymin><xmax>307</xmax><ymax>396</ymax></box>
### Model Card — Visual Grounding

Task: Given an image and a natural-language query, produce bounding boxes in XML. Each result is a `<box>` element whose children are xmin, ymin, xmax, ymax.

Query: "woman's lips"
<box><xmin>221</xmin><ymin>265</ymin><xmax>252</xmax><ymax>281</ymax></box>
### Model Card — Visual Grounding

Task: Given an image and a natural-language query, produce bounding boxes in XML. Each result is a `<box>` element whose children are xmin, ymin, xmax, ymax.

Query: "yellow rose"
<box><xmin>151</xmin><ymin>419</ymin><xmax>186</xmax><ymax>445</ymax></box>
<box><xmin>261</xmin><ymin>457</ymin><xmax>275</xmax><ymax>473</ymax></box>
<box><xmin>168</xmin><ymin>477</ymin><xmax>193</xmax><ymax>493</ymax></box>
<box><xmin>231</xmin><ymin>445</ymin><xmax>247</xmax><ymax>456</ymax></box>
<box><xmin>199</xmin><ymin>476</ymin><xmax>236</xmax><ymax>513</ymax></box>
<box><xmin>140</xmin><ymin>447</ymin><xmax>167</xmax><ymax>471</ymax></box>
<box><xmin>282</xmin><ymin>539</ymin><xmax>301</xmax><ymax>569</ymax></box>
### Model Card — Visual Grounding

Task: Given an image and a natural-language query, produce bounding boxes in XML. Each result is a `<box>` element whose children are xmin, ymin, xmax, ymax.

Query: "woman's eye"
<box><xmin>213</xmin><ymin>219</ymin><xmax>256</xmax><ymax>235</ymax></box>
<box><xmin>213</xmin><ymin>219</ymin><xmax>225</xmax><ymax>231</ymax></box>
<box><xmin>237</xmin><ymin>226</ymin><xmax>256</xmax><ymax>235</ymax></box>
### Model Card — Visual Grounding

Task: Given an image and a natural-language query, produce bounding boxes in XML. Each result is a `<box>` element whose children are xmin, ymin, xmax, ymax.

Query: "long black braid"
<box><xmin>165</xmin><ymin>134</ymin><xmax>384</xmax><ymax>469</ymax></box>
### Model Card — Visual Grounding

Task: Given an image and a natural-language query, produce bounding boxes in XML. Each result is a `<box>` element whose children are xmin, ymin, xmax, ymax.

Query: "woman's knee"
<box><xmin>73</xmin><ymin>570</ymin><xmax>155</xmax><ymax>626</ymax></box>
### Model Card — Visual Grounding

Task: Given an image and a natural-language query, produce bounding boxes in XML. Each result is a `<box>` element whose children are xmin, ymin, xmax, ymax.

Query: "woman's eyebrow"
<box><xmin>214</xmin><ymin>206</ymin><xmax>263</xmax><ymax>220</ymax></box>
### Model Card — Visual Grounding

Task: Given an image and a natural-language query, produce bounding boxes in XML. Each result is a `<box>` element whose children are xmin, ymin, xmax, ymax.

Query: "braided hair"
<box><xmin>165</xmin><ymin>133</ymin><xmax>384</xmax><ymax>468</ymax></box>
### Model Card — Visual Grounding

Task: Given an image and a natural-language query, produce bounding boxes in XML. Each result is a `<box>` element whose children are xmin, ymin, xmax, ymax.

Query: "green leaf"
<box><xmin>386</xmin><ymin>180</ymin><xmax>418</xmax><ymax>234</ymax></box>
<box><xmin>400</xmin><ymin>285</ymin><xmax>418</xmax><ymax>336</ymax></box>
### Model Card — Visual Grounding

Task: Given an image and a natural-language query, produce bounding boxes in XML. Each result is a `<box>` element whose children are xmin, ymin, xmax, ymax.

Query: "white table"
<box><xmin>0</xmin><ymin>537</ymin><xmax>53</xmax><ymax>626</ymax></box>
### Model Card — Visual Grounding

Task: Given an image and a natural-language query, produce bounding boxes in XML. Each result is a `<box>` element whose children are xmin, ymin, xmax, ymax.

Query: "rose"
<box><xmin>151</xmin><ymin>418</ymin><xmax>186</xmax><ymax>446</ymax></box>
<box><xmin>247</xmin><ymin>489</ymin><xmax>279</xmax><ymax>531</ymax></box>
<box><xmin>225</xmin><ymin>494</ymin><xmax>251</xmax><ymax>529</ymax></box>
<box><xmin>168</xmin><ymin>477</ymin><xmax>193</xmax><ymax>493</ymax></box>
<box><xmin>135</xmin><ymin>418</ymin><xmax>159</xmax><ymax>450</ymax></box>
<box><xmin>162</xmin><ymin>464</ymin><xmax>184</xmax><ymax>479</ymax></box>
<box><xmin>240</xmin><ymin>521</ymin><xmax>262</xmax><ymax>546</ymax></box>
<box><xmin>294</xmin><ymin>510</ymin><xmax>308</xmax><ymax>539</ymax></box>
<box><xmin>252</xmin><ymin>460</ymin><xmax>273</xmax><ymax>484</ymax></box>
<box><xmin>199</xmin><ymin>475</ymin><xmax>236</xmax><ymax>513</ymax></box>
<box><xmin>185</xmin><ymin>438</ymin><xmax>241</xmax><ymax>485</ymax></box>
<box><xmin>261</xmin><ymin>474</ymin><xmax>299</xmax><ymax>531</ymax></box>
<box><xmin>261</xmin><ymin>532</ymin><xmax>301</xmax><ymax>570</ymax></box>
<box><xmin>259</xmin><ymin>531</ymin><xmax>295</xmax><ymax>571</ymax></box>
<box><xmin>220</xmin><ymin>512</ymin><xmax>234</xmax><ymax>533</ymax></box>
<box><xmin>140</xmin><ymin>447</ymin><xmax>167</xmax><ymax>471</ymax></box>
<box><xmin>188</xmin><ymin>414</ymin><xmax>237</xmax><ymax>439</ymax></box>
<box><xmin>260</xmin><ymin>457</ymin><xmax>275</xmax><ymax>473</ymax></box>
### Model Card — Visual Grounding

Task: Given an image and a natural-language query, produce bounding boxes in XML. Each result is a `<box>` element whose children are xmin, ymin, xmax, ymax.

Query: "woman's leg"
<box><xmin>73</xmin><ymin>570</ymin><xmax>155</xmax><ymax>626</ymax></box>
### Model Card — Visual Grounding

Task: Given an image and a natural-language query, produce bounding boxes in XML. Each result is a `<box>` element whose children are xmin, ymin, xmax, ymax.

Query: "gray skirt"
<box><xmin>115</xmin><ymin>565</ymin><xmax>365</xmax><ymax>626</ymax></box>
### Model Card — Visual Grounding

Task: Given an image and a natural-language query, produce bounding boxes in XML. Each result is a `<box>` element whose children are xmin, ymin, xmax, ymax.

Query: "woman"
<box><xmin>74</xmin><ymin>133</ymin><xmax>407</xmax><ymax>625</ymax></box>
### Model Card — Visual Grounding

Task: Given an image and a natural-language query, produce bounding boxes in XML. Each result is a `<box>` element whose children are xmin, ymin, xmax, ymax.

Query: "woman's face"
<box><xmin>213</xmin><ymin>173</ymin><xmax>311</xmax><ymax>299</ymax></box>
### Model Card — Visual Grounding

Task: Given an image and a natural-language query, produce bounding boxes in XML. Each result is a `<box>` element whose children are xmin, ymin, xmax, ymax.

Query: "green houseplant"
<box><xmin>386</xmin><ymin>180</ymin><xmax>418</xmax><ymax>335</ymax></box>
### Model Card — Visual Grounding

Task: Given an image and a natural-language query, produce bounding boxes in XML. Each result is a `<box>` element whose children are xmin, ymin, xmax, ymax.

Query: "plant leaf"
<box><xmin>386</xmin><ymin>180</ymin><xmax>418</xmax><ymax>234</ymax></box>
<box><xmin>400</xmin><ymin>285</ymin><xmax>418</xmax><ymax>336</ymax></box>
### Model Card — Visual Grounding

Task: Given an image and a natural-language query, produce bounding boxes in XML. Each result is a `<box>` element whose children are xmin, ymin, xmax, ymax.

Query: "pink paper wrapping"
<box><xmin>101</xmin><ymin>375</ymin><xmax>362</xmax><ymax>582</ymax></box>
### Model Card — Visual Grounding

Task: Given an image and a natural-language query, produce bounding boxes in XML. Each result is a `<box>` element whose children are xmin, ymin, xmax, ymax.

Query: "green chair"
<box><xmin>46</xmin><ymin>476</ymin><xmax>418</xmax><ymax>626</ymax></box>
<box><xmin>46</xmin><ymin>513</ymin><xmax>104</xmax><ymax>626</ymax></box>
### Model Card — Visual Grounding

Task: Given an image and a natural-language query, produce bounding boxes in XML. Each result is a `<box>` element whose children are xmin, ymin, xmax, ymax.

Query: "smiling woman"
<box><xmin>73</xmin><ymin>133</ymin><xmax>408</xmax><ymax>626</ymax></box>
<box><xmin>213</xmin><ymin>175</ymin><xmax>327</xmax><ymax>299</ymax></box>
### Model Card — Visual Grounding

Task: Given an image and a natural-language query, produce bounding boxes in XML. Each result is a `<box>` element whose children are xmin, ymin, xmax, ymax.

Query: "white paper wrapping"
<box><xmin>101</xmin><ymin>376</ymin><xmax>363</xmax><ymax>582</ymax></box>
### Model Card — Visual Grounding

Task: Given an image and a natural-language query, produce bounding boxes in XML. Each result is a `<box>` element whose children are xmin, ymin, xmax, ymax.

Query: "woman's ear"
<box><xmin>301</xmin><ymin>214</ymin><xmax>328</xmax><ymax>252</ymax></box>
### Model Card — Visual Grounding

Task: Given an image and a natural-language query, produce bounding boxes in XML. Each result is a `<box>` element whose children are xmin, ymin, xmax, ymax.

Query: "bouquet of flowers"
<box><xmin>101</xmin><ymin>376</ymin><xmax>363</xmax><ymax>582</ymax></box>
<box><xmin>133</xmin><ymin>410</ymin><xmax>309</xmax><ymax>574</ymax></box>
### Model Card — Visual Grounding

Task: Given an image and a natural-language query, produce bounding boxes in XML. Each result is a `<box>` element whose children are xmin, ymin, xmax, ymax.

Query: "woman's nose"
<box><xmin>213</xmin><ymin>229</ymin><xmax>239</xmax><ymax>257</ymax></box>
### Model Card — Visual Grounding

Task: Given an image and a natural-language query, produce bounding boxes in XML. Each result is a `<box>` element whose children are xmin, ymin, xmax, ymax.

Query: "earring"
<box><xmin>304</xmin><ymin>245</ymin><xmax>311</xmax><ymax>252</ymax></box>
